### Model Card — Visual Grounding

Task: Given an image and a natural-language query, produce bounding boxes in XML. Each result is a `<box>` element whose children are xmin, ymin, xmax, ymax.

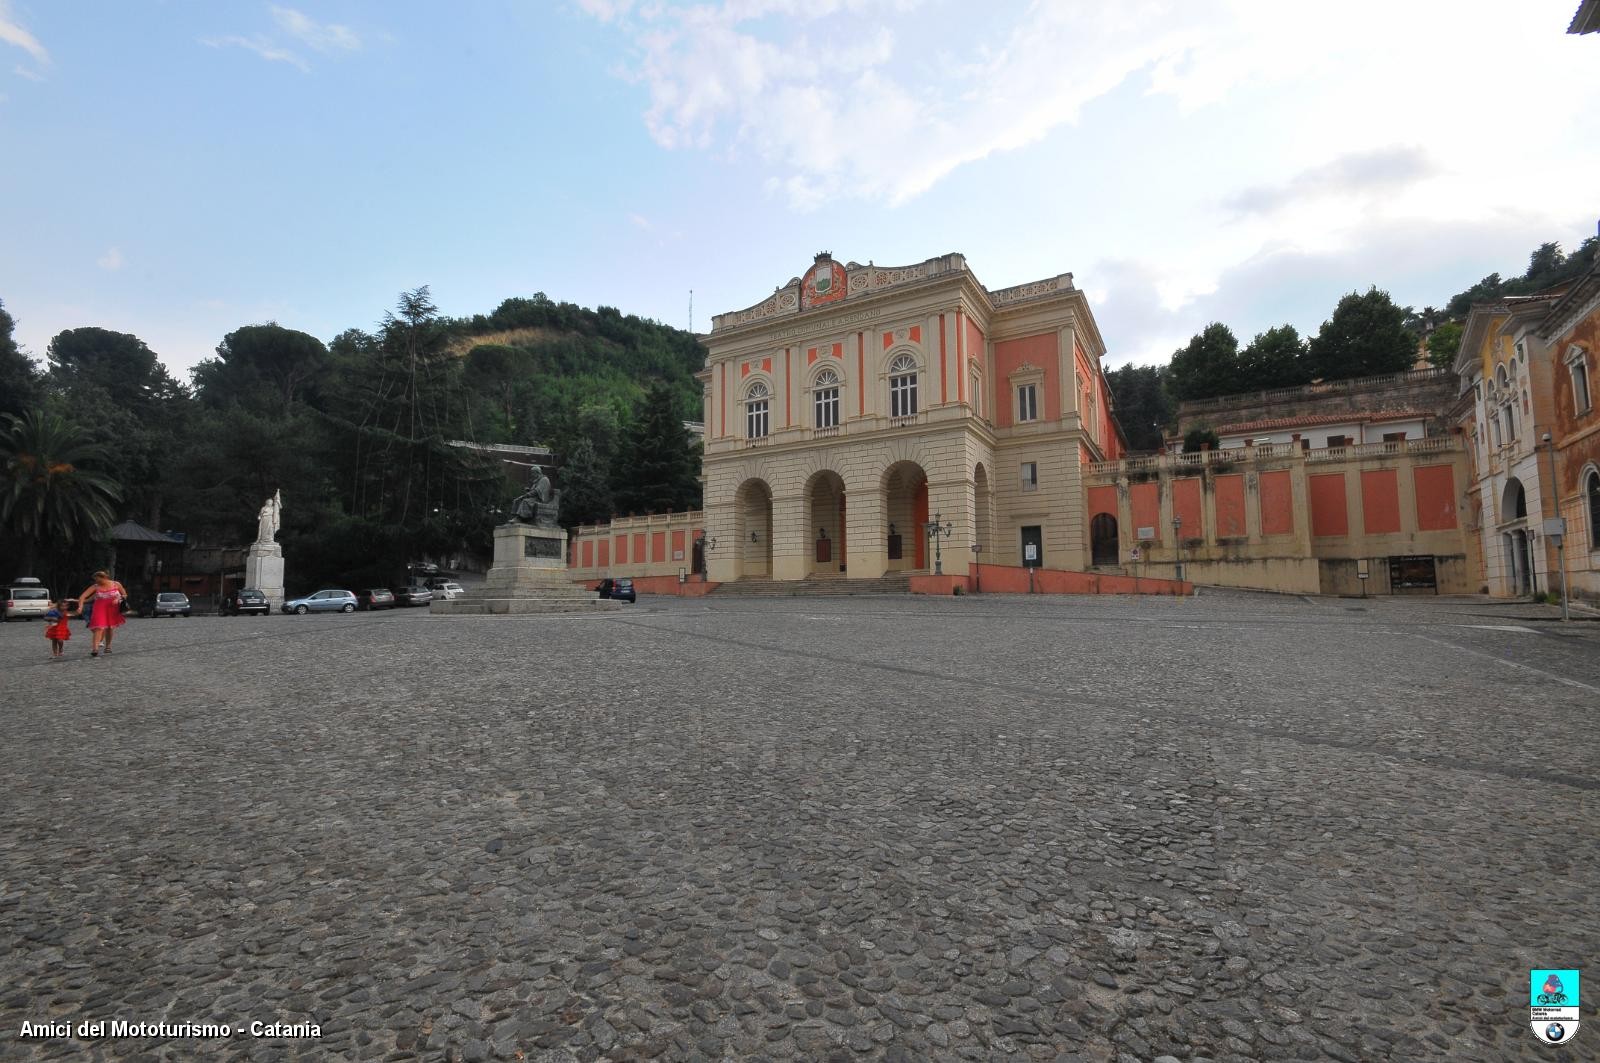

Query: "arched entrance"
<box><xmin>804</xmin><ymin>470</ymin><xmax>847</xmax><ymax>576</ymax></box>
<box><xmin>733</xmin><ymin>478</ymin><xmax>774</xmax><ymax>578</ymax></box>
<box><xmin>1091</xmin><ymin>513</ymin><xmax>1119</xmax><ymax>566</ymax></box>
<box><xmin>973</xmin><ymin>463</ymin><xmax>992</xmax><ymax>561</ymax></box>
<box><xmin>1499</xmin><ymin>478</ymin><xmax>1532</xmax><ymax>595</ymax></box>
<box><xmin>1502</xmin><ymin>478</ymin><xmax>1527</xmax><ymax>521</ymax></box>
<box><xmin>882</xmin><ymin>461</ymin><xmax>929</xmax><ymax>571</ymax></box>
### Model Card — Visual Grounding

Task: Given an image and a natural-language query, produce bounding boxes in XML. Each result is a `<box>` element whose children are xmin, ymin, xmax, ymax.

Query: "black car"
<box><xmin>392</xmin><ymin>584</ymin><xmax>434</xmax><ymax>607</ymax></box>
<box><xmin>223</xmin><ymin>588</ymin><xmax>271</xmax><ymax>616</ymax></box>
<box><xmin>596</xmin><ymin>577</ymin><xmax>636</xmax><ymax>603</ymax></box>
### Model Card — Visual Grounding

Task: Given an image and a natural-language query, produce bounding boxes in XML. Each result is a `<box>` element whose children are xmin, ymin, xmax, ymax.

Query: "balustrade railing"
<box><xmin>1089</xmin><ymin>435</ymin><xmax>1464</xmax><ymax>476</ymax></box>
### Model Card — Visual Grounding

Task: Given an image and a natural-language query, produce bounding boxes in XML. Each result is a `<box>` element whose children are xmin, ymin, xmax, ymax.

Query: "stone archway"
<box><xmin>882</xmin><ymin>461</ymin><xmax>929</xmax><ymax>572</ymax></box>
<box><xmin>804</xmin><ymin>470</ymin><xmax>847</xmax><ymax>576</ymax></box>
<box><xmin>973</xmin><ymin>463</ymin><xmax>993</xmax><ymax>561</ymax></box>
<box><xmin>1501</xmin><ymin>478</ymin><xmax>1527</xmax><ymax>522</ymax></box>
<box><xmin>733</xmin><ymin>478</ymin><xmax>774</xmax><ymax>578</ymax></box>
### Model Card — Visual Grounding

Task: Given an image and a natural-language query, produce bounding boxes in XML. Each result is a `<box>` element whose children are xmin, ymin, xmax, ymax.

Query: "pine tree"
<box><xmin>1167</xmin><ymin>324</ymin><xmax>1240</xmax><ymax>401</ymax></box>
<box><xmin>616</xmin><ymin>382</ymin><xmax>701</xmax><ymax>515</ymax></box>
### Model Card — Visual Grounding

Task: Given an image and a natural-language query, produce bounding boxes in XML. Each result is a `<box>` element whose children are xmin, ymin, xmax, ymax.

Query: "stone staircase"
<box><xmin>710</xmin><ymin>572</ymin><xmax>915</xmax><ymax>597</ymax></box>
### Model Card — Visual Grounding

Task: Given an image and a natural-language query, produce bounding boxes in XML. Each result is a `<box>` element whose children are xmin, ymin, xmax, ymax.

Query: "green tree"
<box><xmin>615</xmin><ymin>382</ymin><xmax>700</xmax><ymax>516</ymax></box>
<box><xmin>47</xmin><ymin>327</ymin><xmax>184</xmax><ymax>408</ymax></box>
<box><xmin>1182</xmin><ymin>426</ymin><xmax>1220</xmax><ymax>453</ymax></box>
<box><xmin>1306</xmin><ymin>288</ymin><xmax>1417</xmax><ymax>381</ymax></box>
<box><xmin>1104</xmin><ymin>364</ymin><xmax>1173</xmax><ymax>452</ymax></box>
<box><xmin>0</xmin><ymin>299</ymin><xmax>40</xmax><ymax>421</ymax></box>
<box><xmin>1426</xmin><ymin>321</ymin><xmax>1464</xmax><ymax>370</ymax></box>
<box><xmin>0</xmin><ymin>410</ymin><xmax>123</xmax><ymax>574</ymax></box>
<box><xmin>192</xmin><ymin>323</ymin><xmax>329</xmax><ymax>414</ymax></box>
<box><xmin>558</xmin><ymin>438</ymin><xmax>614</xmax><ymax>529</ymax></box>
<box><xmin>1238</xmin><ymin>325</ymin><xmax>1310</xmax><ymax>389</ymax></box>
<box><xmin>1167</xmin><ymin>323</ymin><xmax>1241</xmax><ymax>402</ymax></box>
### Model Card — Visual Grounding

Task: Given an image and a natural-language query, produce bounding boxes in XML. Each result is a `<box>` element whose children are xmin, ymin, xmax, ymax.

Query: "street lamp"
<box><xmin>1172</xmin><ymin>515</ymin><xmax>1184</xmax><ymax>582</ymax></box>
<box><xmin>924</xmin><ymin>512</ymin><xmax>954</xmax><ymax>575</ymax></box>
<box><xmin>701</xmin><ymin>532</ymin><xmax>718</xmax><ymax>583</ymax></box>
<box><xmin>1542</xmin><ymin>432</ymin><xmax>1571</xmax><ymax>622</ymax></box>
<box><xmin>970</xmin><ymin>543</ymin><xmax>983</xmax><ymax>592</ymax></box>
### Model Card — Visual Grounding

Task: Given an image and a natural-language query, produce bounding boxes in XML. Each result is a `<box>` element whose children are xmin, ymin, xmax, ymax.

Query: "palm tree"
<box><xmin>0</xmin><ymin>410</ymin><xmax>123</xmax><ymax>573</ymax></box>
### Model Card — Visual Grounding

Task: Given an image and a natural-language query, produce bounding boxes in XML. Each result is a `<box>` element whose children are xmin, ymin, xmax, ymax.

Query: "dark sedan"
<box><xmin>223</xmin><ymin>588</ymin><xmax>270</xmax><ymax>616</ymax></box>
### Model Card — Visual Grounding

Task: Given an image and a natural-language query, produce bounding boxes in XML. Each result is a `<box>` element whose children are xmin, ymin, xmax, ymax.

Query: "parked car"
<box><xmin>283</xmin><ymin>589</ymin><xmax>358</xmax><ymax>614</ymax></box>
<box><xmin>406</xmin><ymin>561</ymin><xmax>439</xmax><ymax>576</ymax></box>
<box><xmin>3</xmin><ymin>577</ymin><xmax>51</xmax><ymax>621</ymax></box>
<box><xmin>222</xmin><ymin>587</ymin><xmax>270</xmax><ymax>616</ymax></box>
<box><xmin>392</xmin><ymin>584</ymin><xmax>434</xmax><ymax>607</ymax></box>
<box><xmin>356</xmin><ymin>588</ymin><xmax>396</xmax><ymax>611</ymax></box>
<box><xmin>430</xmin><ymin>580</ymin><xmax>465</xmax><ymax>600</ymax></box>
<box><xmin>596</xmin><ymin>577</ymin><xmax>636</xmax><ymax>603</ymax></box>
<box><xmin>141</xmin><ymin>591</ymin><xmax>192</xmax><ymax>618</ymax></box>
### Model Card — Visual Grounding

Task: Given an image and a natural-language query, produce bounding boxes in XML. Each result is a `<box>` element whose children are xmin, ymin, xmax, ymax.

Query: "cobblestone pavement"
<box><xmin>2</xmin><ymin>591</ymin><xmax>1597</xmax><ymax>1062</ymax></box>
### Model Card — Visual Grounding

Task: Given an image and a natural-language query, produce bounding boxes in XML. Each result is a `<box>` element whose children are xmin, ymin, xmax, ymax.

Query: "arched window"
<box><xmin>745</xmin><ymin>381</ymin><xmax>770</xmax><ymax>439</ymax></box>
<box><xmin>888</xmin><ymin>353</ymin><xmax>918</xmax><ymax>418</ymax></box>
<box><xmin>813</xmin><ymin>367</ymin><xmax>840</xmax><ymax>429</ymax></box>
<box><xmin>1588</xmin><ymin>470</ymin><xmax>1600</xmax><ymax>551</ymax></box>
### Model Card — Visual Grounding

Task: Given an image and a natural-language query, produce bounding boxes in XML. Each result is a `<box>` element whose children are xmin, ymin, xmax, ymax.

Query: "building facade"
<box><xmin>1534</xmin><ymin>261</ymin><xmax>1600</xmax><ymax>600</ymax></box>
<box><xmin>694</xmin><ymin>253</ymin><xmax>1123</xmax><ymax>583</ymax></box>
<box><xmin>1455</xmin><ymin>293</ymin><xmax>1571</xmax><ymax>596</ymax></box>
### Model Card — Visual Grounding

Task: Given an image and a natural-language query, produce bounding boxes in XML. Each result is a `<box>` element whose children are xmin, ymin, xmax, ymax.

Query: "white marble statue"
<box><xmin>256</xmin><ymin>489</ymin><xmax>282</xmax><ymax>545</ymax></box>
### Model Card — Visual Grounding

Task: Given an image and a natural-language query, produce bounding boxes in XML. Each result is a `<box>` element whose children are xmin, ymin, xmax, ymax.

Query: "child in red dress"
<box><xmin>44</xmin><ymin>599</ymin><xmax>73</xmax><ymax>659</ymax></box>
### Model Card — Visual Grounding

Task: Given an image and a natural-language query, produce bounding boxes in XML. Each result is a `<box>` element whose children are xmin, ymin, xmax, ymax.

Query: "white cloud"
<box><xmin>97</xmin><ymin>247</ymin><xmax>124</xmax><ymax>271</ymax></box>
<box><xmin>269</xmin><ymin>5</ymin><xmax>361</xmax><ymax>53</ymax></box>
<box><xmin>202</xmin><ymin>34</ymin><xmax>310</xmax><ymax>72</ymax></box>
<box><xmin>0</xmin><ymin>0</ymin><xmax>47</xmax><ymax>66</ymax></box>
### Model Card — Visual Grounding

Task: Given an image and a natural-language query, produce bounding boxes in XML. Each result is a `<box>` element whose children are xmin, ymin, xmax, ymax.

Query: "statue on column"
<box><xmin>256</xmin><ymin>489</ymin><xmax>282</xmax><ymax>544</ymax></box>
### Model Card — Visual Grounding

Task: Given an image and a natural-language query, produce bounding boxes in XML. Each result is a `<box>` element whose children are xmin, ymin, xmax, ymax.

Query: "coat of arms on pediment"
<box><xmin>802</xmin><ymin>253</ymin><xmax>848</xmax><ymax>311</ymax></box>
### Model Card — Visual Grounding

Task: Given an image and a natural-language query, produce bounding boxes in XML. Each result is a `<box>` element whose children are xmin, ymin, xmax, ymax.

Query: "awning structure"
<box><xmin>108</xmin><ymin>521</ymin><xmax>183</xmax><ymax>544</ymax></box>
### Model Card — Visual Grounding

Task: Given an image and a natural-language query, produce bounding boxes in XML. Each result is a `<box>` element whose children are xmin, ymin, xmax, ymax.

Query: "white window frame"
<box><xmin>744</xmin><ymin>381</ymin><xmax>770</xmax><ymax>439</ymax></box>
<box><xmin>888</xmin><ymin>353</ymin><xmax>919</xmax><ymax>418</ymax></box>
<box><xmin>812</xmin><ymin>367</ymin><xmax>840</xmax><ymax>429</ymax></box>
<box><xmin>1567</xmin><ymin>346</ymin><xmax>1592</xmax><ymax>415</ymax></box>
<box><xmin>1017</xmin><ymin>382</ymin><xmax>1038</xmax><ymax>423</ymax></box>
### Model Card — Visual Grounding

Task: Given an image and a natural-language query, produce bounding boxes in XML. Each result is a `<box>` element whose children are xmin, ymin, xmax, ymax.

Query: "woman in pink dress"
<box><xmin>76</xmin><ymin>570</ymin><xmax>128</xmax><ymax>658</ymax></box>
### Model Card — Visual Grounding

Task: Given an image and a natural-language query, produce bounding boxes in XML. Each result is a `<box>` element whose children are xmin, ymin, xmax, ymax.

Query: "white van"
<box><xmin>3</xmin><ymin>577</ymin><xmax>52</xmax><ymax>621</ymax></box>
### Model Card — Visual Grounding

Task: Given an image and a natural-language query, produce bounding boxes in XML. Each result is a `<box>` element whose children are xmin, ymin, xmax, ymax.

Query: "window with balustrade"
<box><xmin>813</xmin><ymin>367</ymin><xmax>840</xmax><ymax>429</ymax></box>
<box><xmin>888</xmin><ymin>353</ymin><xmax>919</xmax><ymax>418</ymax></box>
<box><xmin>744</xmin><ymin>381</ymin><xmax>770</xmax><ymax>439</ymax></box>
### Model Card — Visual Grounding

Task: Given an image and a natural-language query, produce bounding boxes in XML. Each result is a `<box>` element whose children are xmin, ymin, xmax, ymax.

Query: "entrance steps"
<box><xmin>711</xmin><ymin>572</ymin><xmax>915</xmax><ymax>597</ymax></box>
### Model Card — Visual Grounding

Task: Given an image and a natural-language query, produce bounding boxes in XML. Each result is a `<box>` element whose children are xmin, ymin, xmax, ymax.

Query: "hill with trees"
<box><xmin>0</xmin><ymin>288</ymin><xmax>705</xmax><ymax>591</ymax></box>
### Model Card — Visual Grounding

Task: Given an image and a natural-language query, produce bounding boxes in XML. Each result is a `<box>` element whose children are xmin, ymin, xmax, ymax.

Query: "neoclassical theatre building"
<box><xmin>694</xmin><ymin>252</ymin><xmax>1125</xmax><ymax>583</ymax></box>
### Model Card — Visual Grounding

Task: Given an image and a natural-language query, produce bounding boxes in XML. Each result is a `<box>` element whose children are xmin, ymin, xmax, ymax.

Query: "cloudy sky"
<box><xmin>2</xmin><ymin>0</ymin><xmax>1597</xmax><ymax>378</ymax></box>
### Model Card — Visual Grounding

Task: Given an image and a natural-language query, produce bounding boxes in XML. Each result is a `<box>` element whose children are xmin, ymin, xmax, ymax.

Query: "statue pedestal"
<box><xmin>245</xmin><ymin>542</ymin><xmax>285</xmax><ymax>612</ymax></box>
<box><xmin>432</xmin><ymin>524</ymin><xmax>620</xmax><ymax>615</ymax></box>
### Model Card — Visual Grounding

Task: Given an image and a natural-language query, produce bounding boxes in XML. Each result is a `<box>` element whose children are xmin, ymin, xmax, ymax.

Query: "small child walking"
<box><xmin>44</xmin><ymin>599</ymin><xmax>73</xmax><ymax>660</ymax></box>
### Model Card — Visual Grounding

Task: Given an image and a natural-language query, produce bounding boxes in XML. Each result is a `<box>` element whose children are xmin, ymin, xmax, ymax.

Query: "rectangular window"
<box><xmin>814</xmin><ymin>387</ymin><xmax>839</xmax><ymax>428</ymax></box>
<box><xmin>746</xmin><ymin>399</ymin><xmax>769</xmax><ymax>439</ymax></box>
<box><xmin>1017</xmin><ymin>383</ymin><xmax>1038</xmax><ymax>422</ymax></box>
<box><xmin>1021</xmin><ymin>461</ymin><xmax>1038</xmax><ymax>492</ymax></box>
<box><xmin>890</xmin><ymin>374</ymin><xmax>918</xmax><ymax>418</ymax></box>
<box><xmin>1326</xmin><ymin>435</ymin><xmax>1349</xmax><ymax>449</ymax></box>
<box><xmin>1573</xmin><ymin>360</ymin><xmax>1592</xmax><ymax>413</ymax></box>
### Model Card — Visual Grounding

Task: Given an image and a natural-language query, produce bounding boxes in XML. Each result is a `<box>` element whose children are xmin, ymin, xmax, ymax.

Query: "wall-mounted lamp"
<box><xmin>889</xmin><ymin>523</ymin><xmax>897</xmax><ymax>536</ymax></box>
<box><xmin>750</xmin><ymin>531</ymin><xmax>759</xmax><ymax>543</ymax></box>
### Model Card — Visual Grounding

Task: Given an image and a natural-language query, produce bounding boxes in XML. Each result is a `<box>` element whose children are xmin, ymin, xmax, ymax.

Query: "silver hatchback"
<box><xmin>282</xmin><ymin>589</ymin><xmax>358</xmax><ymax>614</ymax></box>
<box><xmin>3</xmin><ymin>579</ymin><xmax>51</xmax><ymax>621</ymax></box>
